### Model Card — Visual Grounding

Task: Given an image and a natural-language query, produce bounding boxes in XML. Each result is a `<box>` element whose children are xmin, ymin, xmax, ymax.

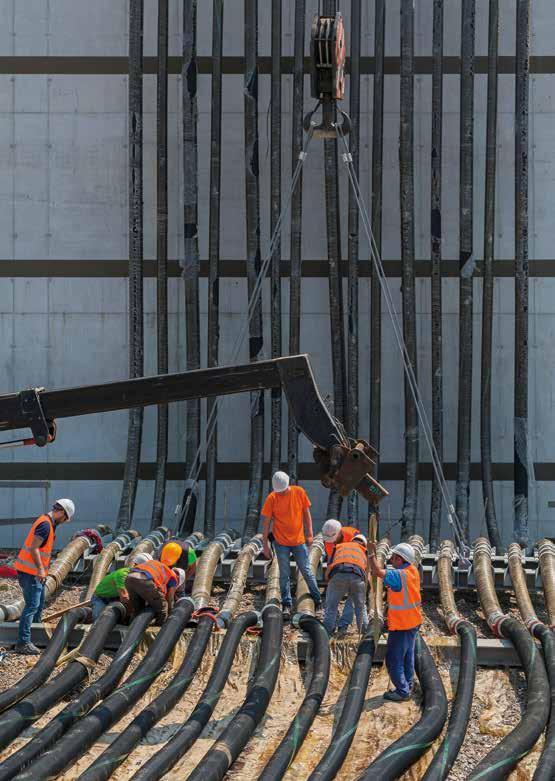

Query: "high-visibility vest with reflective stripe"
<box><xmin>14</xmin><ymin>515</ymin><xmax>55</xmax><ymax>577</ymax></box>
<box><xmin>387</xmin><ymin>564</ymin><xmax>423</xmax><ymax>630</ymax></box>
<box><xmin>324</xmin><ymin>526</ymin><xmax>360</xmax><ymax>560</ymax></box>
<box><xmin>132</xmin><ymin>560</ymin><xmax>174</xmax><ymax>595</ymax></box>
<box><xmin>327</xmin><ymin>541</ymin><xmax>367</xmax><ymax>577</ymax></box>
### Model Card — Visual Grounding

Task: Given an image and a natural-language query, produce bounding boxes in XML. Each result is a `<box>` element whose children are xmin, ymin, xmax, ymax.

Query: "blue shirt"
<box><xmin>383</xmin><ymin>560</ymin><xmax>410</xmax><ymax>592</ymax></box>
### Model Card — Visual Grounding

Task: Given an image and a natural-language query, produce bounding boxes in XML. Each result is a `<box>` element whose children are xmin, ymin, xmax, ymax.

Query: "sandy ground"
<box><xmin>0</xmin><ymin>576</ymin><xmax>548</xmax><ymax>780</ymax></box>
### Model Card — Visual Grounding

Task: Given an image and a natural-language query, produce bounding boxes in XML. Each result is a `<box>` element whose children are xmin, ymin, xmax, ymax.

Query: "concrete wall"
<box><xmin>0</xmin><ymin>0</ymin><xmax>554</xmax><ymax>547</ymax></box>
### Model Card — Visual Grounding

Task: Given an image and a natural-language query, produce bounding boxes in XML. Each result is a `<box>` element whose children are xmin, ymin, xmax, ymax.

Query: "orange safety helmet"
<box><xmin>160</xmin><ymin>541</ymin><xmax>182</xmax><ymax>567</ymax></box>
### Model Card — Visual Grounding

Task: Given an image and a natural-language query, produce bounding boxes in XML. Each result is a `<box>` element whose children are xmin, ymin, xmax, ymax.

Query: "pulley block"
<box><xmin>310</xmin><ymin>12</ymin><xmax>347</xmax><ymax>102</ymax></box>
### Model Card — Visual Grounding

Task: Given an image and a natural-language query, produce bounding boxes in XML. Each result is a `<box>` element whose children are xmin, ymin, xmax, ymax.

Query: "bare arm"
<box><xmin>368</xmin><ymin>542</ymin><xmax>386</xmax><ymax>580</ymax></box>
<box><xmin>302</xmin><ymin>508</ymin><xmax>314</xmax><ymax>546</ymax></box>
<box><xmin>261</xmin><ymin>515</ymin><xmax>272</xmax><ymax>558</ymax></box>
<box><xmin>29</xmin><ymin>535</ymin><xmax>47</xmax><ymax>580</ymax></box>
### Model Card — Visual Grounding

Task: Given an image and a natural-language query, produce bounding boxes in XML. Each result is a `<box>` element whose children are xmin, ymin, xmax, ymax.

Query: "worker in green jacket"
<box><xmin>91</xmin><ymin>552</ymin><xmax>152</xmax><ymax>621</ymax></box>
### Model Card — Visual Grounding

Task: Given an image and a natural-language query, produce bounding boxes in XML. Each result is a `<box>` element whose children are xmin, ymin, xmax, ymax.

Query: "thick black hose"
<box><xmin>0</xmin><ymin>604</ymin><xmax>122</xmax><ymax>753</ymax></box>
<box><xmin>204</xmin><ymin>0</ymin><xmax>224</xmax><ymax>539</ymax></box>
<box><xmin>423</xmin><ymin>622</ymin><xmax>477</xmax><ymax>780</ymax></box>
<box><xmin>16</xmin><ymin>599</ymin><xmax>194</xmax><ymax>781</ymax></box>
<box><xmin>370</xmin><ymin>0</ymin><xmax>385</xmax><ymax>471</ymax></box>
<box><xmin>287</xmin><ymin>0</ymin><xmax>305</xmax><ymax>485</ymax></box>
<box><xmin>532</xmin><ymin>625</ymin><xmax>555</xmax><ymax>781</ymax></box>
<box><xmin>0</xmin><ymin>605</ymin><xmax>88</xmax><ymax>714</ymax></box>
<box><xmin>243</xmin><ymin>0</ymin><xmax>265</xmax><ymax>540</ymax></box>
<box><xmin>80</xmin><ymin>614</ymin><xmax>214</xmax><ymax>781</ymax></box>
<box><xmin>259</xmin><ymin>615</ymin><xmax>330</xmax><ymax>780</ymax></box>
<box><xmin>0</xmin><ymin>610</ymin><xmax>154</xmax><ymax>781</ymax></box>
<box><xmin>269</xmin><ymin>0</ymin><xmax>282</xmax><ymax>479</ymax></box>
<box><xmin>469</xmin><ymin>617</ymin><xmax>549</xmax><ymax>780</ymax></box>
<box><xmin>188</xmin><ymin>605</ymin><xmax>283</xmax><ymax>781</ymax></box>
<box><xmin>118</xmin><ymin>0</ymin><xmax>144</xmax><ymax>529</ymax></box>
<box><xmin>358</xmin><ymin>636</ymin><xmax>448</xmax><ymax>780</ymax></box>
<box><xmin>181</xmin><ymin>0</ymin><xmax>201</xmax><ymax>537</ymax></box>
<box><xmin>455</xmin><ymin>0</ymin><xmax>475</xmax><ymax>540</ymax></box>
<box><xmin>133</xmin><ymin>611</ymin><xmax>259</xmax><ymax>781</ymax></box>
<box><xmin>308</xmin><ymin>628</ymin><xmax>379</xmax><ymax>781</ymax></box>
<box><xmin>151</xmin><ymin>0</ymin><xmax>169</xmax><ymax>529</ymax></box>
<box><xmin>399</xmin><ymin>0</ymin><xmax>418</xmax><ymax>538</ymax></box>
<box><xmin>429</xmin><ymin>0</ymin><xmax>444</xmax><ymax>550</ymax></box>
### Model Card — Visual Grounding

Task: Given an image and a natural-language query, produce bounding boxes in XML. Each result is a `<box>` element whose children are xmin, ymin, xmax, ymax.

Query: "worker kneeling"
<box><xmin>368</xmin><ymin>542</ymin><xmax>422</xmax><ymax>702</ymax></box>
<box><xmin>90</xmin><ymin>552</ymin><xmax>152</xmax><ymax>621</ymax></box>
<box><xmin>323</xmin><ymin>534</ymin><xmax>368</xmax><ymax>637</ymax></box>
<box><xmin>125</xmin><ymin>558</ymin><xmax>183</xmax><ymax>624</ymax></box>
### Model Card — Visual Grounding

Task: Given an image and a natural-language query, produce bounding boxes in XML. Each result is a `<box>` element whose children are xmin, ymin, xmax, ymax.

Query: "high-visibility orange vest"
<box><xmin>324</xmin><ymin>525</ymin><xmax>360</xmax><ymax>559</ymax></box>
<box><xmin>14</xmin><ymin>515</ymin><xmax>55</xmax><ymax>577</ymax></box>
<box><xmin>132</xmin><ymin>560</ymin><xmax>175</xmax><ymax>595</ymax></box>
<box><xmin>387</xmin><ymin>564</ymin><xmax>423</xmax><ymax>631</ymax></box>
<box><xmin>327</xmin><ymin>541</ymin><xmax>367</xmax><ymax>577</ymax></box>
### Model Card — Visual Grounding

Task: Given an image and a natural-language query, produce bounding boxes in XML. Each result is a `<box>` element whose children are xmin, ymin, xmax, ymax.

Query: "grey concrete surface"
<box><xmin>0</xmin><ymin>1</ymin><xmax>554</xmax><ymax>546</ymax></box>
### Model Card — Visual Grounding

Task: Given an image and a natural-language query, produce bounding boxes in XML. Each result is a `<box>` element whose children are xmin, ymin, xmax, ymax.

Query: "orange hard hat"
<box><xmin>160</xmin><ymin>541</ymin><xmax>182</xmax><ymax>567</ymax></box>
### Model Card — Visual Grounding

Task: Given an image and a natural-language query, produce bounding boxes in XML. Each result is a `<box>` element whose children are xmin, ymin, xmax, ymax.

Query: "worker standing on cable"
<box><xmin>13</xmin><ymin>499</ymin><xmax>75</xmax><ymax>655</ymax></box>
<box><xmin>261</xmin><ymin>471</ymin><xmax>321</xmax><ymax>620</ymax></box>
<box><xmin>125</xmin><ymin>558</ymin><xmax>180</xmax><ymax>624</ymax></box>
<box><xmin>322</xmin><ymin>518</ymin><xmax>368</xmax><ymax>636</ymax></box>
<box><xmin>323</xmin><ymin>533</ymin><xmax>369</xmax><ymax>638</ymax></box>
<box><xmin>368</xmin><ymin>542</ymin><xmax>422</xmax><ymax>702</ymax></box>
<box><xmin>159</xmin><ymin>539</ymin><xmax>197</xmax><ymax>590</ymax></box>
<box><xmin>90</xmin><ymin>552</ymin><xmax>153</xmax><ymax>621</ymax></box>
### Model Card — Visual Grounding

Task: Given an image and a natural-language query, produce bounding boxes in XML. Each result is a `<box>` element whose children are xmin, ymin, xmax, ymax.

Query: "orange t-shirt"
<box><xmin>261</xmin><ymin>486</ymin><xmax>311</xmax><ymax>546</ymax></box>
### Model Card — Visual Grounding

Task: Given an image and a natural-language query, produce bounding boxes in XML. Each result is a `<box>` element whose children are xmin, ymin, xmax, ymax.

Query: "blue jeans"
<box><xmin>17</xmin><ymin>572</ymin><xmax>45</xmax><ymax>645</ymax></box>
<box><xmin>338</xmin><ymin>597</ymin><xmax>355</xmax><ymax>630</ymax></box>
<box><xmin>91</xmin><ymin>594</ymin><xmax>110</xmax><ymax>621</ymax></box>
<box><xmin>386</xmin><ymin>627</ymin><xmax>420</xmax><ymax>697</ymax></box>
<box><xmin>323</xmin><ymin>572</ymin><xmax>368</xmax><ymax>635</ymax></box>
<box><xmin>274</xmin><ymin>542</ymin><xmax>321</xmax><ymax>609</ymax></box>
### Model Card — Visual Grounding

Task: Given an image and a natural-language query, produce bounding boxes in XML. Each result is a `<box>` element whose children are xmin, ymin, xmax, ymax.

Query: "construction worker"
<box><xmin>14</xmin><ymin>499</ymin><xmax>75</xmax><ymax>654</ymax></box>
<box><xmin>159</xmin><ymin>539</ymin><xmax>197</xmax><ymax>588</ymax></box>
<box><xmin>125</xmin><ymin>558</ymin><xmax>179</xmax><ymax>624</ymax></box>
<box><xmin>261</xmin><ymin>471</ymin><xmax>321</xmax><ymax>620</ymax></box>
<box><xmin>90</xmin><ymin>552</ymin><xmax>152</xmax><ymax>621</ymax></box>
<box><xmin>322</xmin><ymin>518</ymin><xmax>367</xmax><ymax>636</ymax></box>
<box><xmin>323</xmin><ymin>533</ymin><xmax>369</xmax><ymax>637</ymax></box>
<box><xmin>368</xmin><ymin>542</ymin><xmax>422</xmax><ymax>702</ymax></box>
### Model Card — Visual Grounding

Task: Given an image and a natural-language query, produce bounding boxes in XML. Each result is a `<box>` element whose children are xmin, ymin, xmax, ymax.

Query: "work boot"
<box><xmin>282</xmin><ymin>607</ymin><xmax>292</xmax><ymax>622</ymax></box>
<box><xmin>336</xmin><ymin>628</ymin><xmax>348</xmax><ymax>640</ymax></box>
<box><xmin>14</xmin><ymin>642</ymin><xmax>41</xmax><ymax>655</ymax></box>
<box><xmin>383</xmin><ymin>690</ymin><xmax>410</xmax><ymax>703</ymax></box>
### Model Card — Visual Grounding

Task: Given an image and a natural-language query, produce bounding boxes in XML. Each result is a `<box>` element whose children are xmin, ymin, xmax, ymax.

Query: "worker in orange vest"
<box><xmin>322</xmin><ymin>519</ymin><xmax>367</xmax><ymax>636</ymax></box>
<box><xmin>14</xmin><ymin>499</ymin><xmax>75</xmax><ymax>655</ymax></box>
<box><xmin>125</xmin><ymin>559</ymin><xmax>180</xmax><ymax>624</ymax></box>
<box><xmin>368</xmin><ymin>542</ymin><xmax>423</xmax><ymax>702</ymax></box>
<box><xmin>323</xmin><ymin>534</ymin><xmax>369</xmax><ymax>637</ymax></box>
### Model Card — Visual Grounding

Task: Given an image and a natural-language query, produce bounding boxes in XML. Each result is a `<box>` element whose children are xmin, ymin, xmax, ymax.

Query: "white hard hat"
<box><xmin>322</xmin><ymin>519</ymin><xmax>342</xmax><ymax>542</ymax></box>
<box><xmin>173</xmin><ymin>568</ymin><xmax>186</xmax><ymax>588</ymax></box>
<box><xmin>272</xmin><ymin>471</ymin><xmax>290</xmax><ymax>493</ymax></box>
<box><xmin>391</xmin><ymin>543</ymin><xmax>416</xmax><ymax>564</ymax></box>
<box><xmin>353</xmin><ymin>533</ymin><xmax>367</xmax><ymax>547</ymax></box>
<box><xmin>133</xmin><ymin>552</ymin><xmax>153</xmax><ymax>565</ymax></box>
<box><xmin>54</xmin><ymin>498</ymin><xmax>75</xmax><ymax>521</ymax></box>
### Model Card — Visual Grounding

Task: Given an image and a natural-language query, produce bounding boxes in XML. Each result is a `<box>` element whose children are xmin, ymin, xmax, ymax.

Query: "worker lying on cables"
<box><xmin>124</xmin><ymin>558</ymin><xmax>185</xmax><ymax>624</ymax></box>
<box><xmin>322</xmin><ymin>519</ymin><xmax>369</xmax><ymax>638</ymax></box>
<box><xmin>158</xmin><ymin>539</ymin><xmax>197</xmax><ymax>592</ymax></box>
<box><xmin>90</xmin><ymin>552</ymin><xmax>153</xmax><ymax>621</ymax></box>
<box><xmin>368</xmin><ymin>542</ymin><xmax>423</xmax><ymax>702</ymax></box>
<box><xmin>323</xmin><ymin>534</ymin><xmax>369</xmax><ymax>638</ymax></box>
